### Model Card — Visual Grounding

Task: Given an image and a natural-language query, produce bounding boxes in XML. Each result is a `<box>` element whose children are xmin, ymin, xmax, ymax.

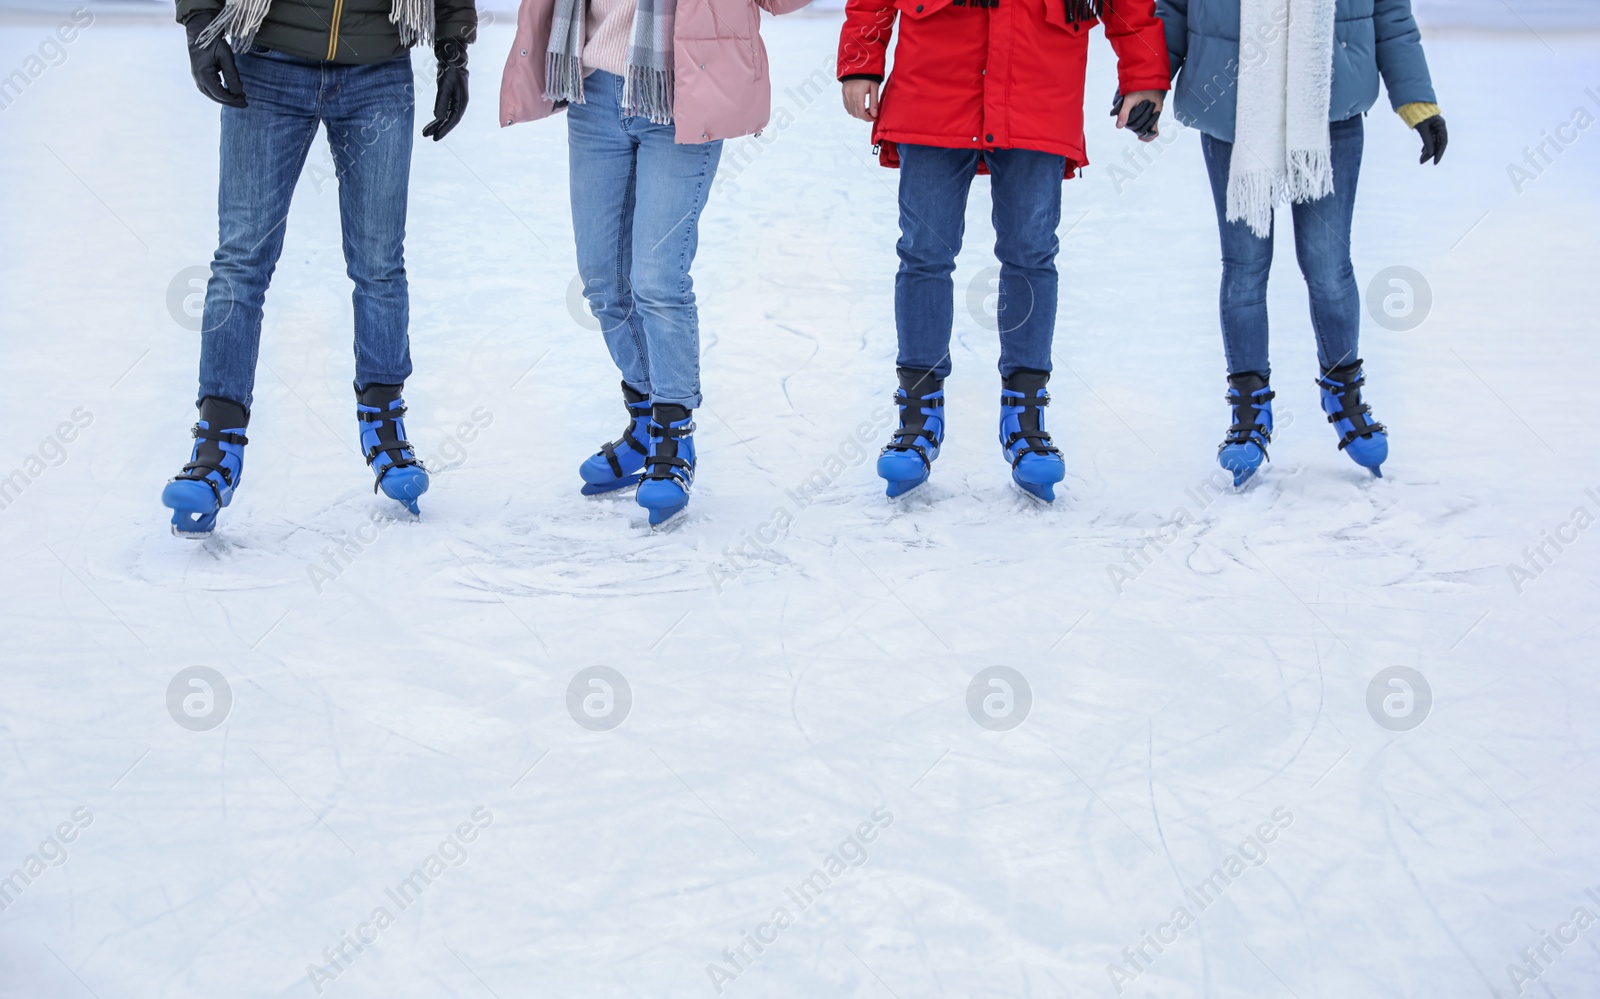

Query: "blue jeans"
<box><xmin>894</xmin><ymin>144</ymin><xmax>1065</xmax><ymax>379</ymax></box>
<box><xmin>567</xmin><ymin>70</ymin><xmax>723</xmax><ymax>409</ymax></box>
<box><xmin>1201</xmin><ymin>115</ymin><xmax>1364</xmax><ymax>377</ymax></box>
<box><xmin>198</xmin><ymin>47</ymin><xmax>415</xmax><ymax>410</ymax></box>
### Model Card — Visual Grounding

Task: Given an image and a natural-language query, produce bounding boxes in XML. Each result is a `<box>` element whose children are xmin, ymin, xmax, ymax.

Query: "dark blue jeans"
<box><xmin>1201</xmin><ymin>115</ymin><xmax>1364</xmax><ymax>377</ymax></box>
<box><xmin>895</xmin><ymin>144</ymin><xmax>1065</xmax><ymax>379</ymax></box>
<box><xmin>197</xmin><ymin>47</ymin><xmax>415</xmax><ymax>410</ymax></box>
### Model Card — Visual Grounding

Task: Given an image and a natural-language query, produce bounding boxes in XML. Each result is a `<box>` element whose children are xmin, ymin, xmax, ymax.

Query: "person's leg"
<box><xmin>323</xmin><ymin>52</ymin><xmax>417</xmax><ymax>393</ymax></box>
<box><xmin>1296</xmin><ymin>116</ymin><xmax>1386</xmax><ymax>475</ymax></box>
<box><xmin>1291</xmin><ymin>115</ymin><xmax>1363</xmax><ymax>372</ymax></box>
<box><xmin>568</xmin><ymin>71</ymin><xmax>651</xmax><ymax>397</ymax></box>
<box><xmin>985</xmin><ymin>148</ymin><xmax>1068</xmax><ymax>501</ymax></box>
<box><xmin>196</xmin><ymin>47</ymin><xmax>322</xmax><ymax>411</ymax></box>
<box><xmin>985</xmin><ymin>147</ymin><xmax>1065</xmax><ymax>377</ymax></box>
<box><xmin>624</xmin><ymin>112</ymin><xmax>722</xmax><ymax>410</ymax></box>
<box><xmin>1202</xmin><ymin>131</ymin><xmax>1278</xmax><ymax>485</ymax></box>
<box><xmin>894</xmin><ymin>144</ymin><xmax>980</xmax><ymax>380</ymax></box>
<box><xmin>1200</xmin><ymin>131</ymin><xmax>1274</xmax><ymax>377</ymax></box>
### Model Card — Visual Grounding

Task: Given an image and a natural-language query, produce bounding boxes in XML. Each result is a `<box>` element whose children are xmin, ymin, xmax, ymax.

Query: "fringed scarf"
<box><xmin>545</xmin><ymin>0</ymin><xmax>676</xmax><ymax>125</ymax></box>
<box><xmin>1226</xmin><ymin>0</ymin><xmax>1337</xmax><ymax>237</ymax></box>
<box><xmin>196</xmin><ymin>0</ymin><xmax>434</xmax><ymax>51</ymax></box>
<box><xmin>950</xmin><ymin>0</ymin><xmax>1103</xmax><ymax>12</ymax></box>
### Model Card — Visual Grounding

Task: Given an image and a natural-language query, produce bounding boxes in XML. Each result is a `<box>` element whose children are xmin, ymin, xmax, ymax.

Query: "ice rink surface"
<box><xmin>1</xmin><ymin>4</ymin><xmax>1598</xmax><ymax>997</ymax></box>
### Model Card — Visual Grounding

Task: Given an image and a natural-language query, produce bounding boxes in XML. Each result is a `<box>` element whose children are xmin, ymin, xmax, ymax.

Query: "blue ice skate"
<box><xmin>1317</xmin><ymin>360</ymin><xmax>1387</xmax><ymax>478</ymax></box>
<box><xmin>636</xmin><ymin>404</ymin><xmax>695</xmax><ymax>526</ymax></box>
<box><xmin>877</xmin><ymin>369</ymin><xmax>944</xmax><ymax>498</ymax></box>
<box><xmin>357</xmin><ymin>384</ymin><xmax>429</xmax><ymax>515</ymax></box>
<box><xmin>579</xmin><ymin>382</ymin><xmax>652</xmax><ymax>495</ymax></box>
<box><xmin>161</xmin><ymin>397</ymin><xmax>249</xmax><ymax>537</ymax></box>
<box><xmin>1217</xmin><ymin>371</ymin><xmax>1274</xmax><ymax>487</ymax></box>
<box><xmin>999</xmin><ymin>371</ymin><xmax>1065</xmax><ymax>502</ymax></box>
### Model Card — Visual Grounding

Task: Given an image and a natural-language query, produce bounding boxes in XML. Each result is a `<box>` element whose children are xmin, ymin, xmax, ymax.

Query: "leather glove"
<box><xmin>422</xmin><ymin>37</ymin><xmax>469</xmax><ymax>141</ymax></box>
<box><xmin>1110</xmin><ymin>91</ymin><xmax>1160</xmax><ymax>140</ymax></box>
<box><xmin>184</xmin><ymin>9</ymin><xmax>247</xmax><ymax>108</ymax></box>
<box><xmin>1416</xmin><ymin>114</ymin><xmax>1447</xmax><ymax>165</ymax></box>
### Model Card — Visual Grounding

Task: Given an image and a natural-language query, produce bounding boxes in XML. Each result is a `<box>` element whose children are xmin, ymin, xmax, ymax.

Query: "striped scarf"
<box><xmin>196</xmin><ymin>0</ymin><xmax>435</xmax><ymax>51</ymax></box>
<box><xmin>545</xmin><ymin>0</ymin><xmax>676</xmax><ymax>125</ymax></box>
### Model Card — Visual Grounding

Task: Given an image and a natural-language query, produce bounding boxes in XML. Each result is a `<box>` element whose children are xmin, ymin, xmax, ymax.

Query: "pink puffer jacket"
<box><xmin>499</xmin><ymin>0</ymin><xmax>813</xmax><ymax>143</ymax></box>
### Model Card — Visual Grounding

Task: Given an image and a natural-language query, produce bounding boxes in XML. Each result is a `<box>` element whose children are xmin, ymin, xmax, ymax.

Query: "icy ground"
<box><xmin>2</xmin><ymin>7</ymin><xmax>1599</xmax><ymax>999</ymax></box>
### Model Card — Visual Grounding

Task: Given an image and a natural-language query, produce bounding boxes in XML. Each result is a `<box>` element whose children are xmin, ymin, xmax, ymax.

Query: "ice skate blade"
<box><xmin>385</xmin><ymin>498</ymin><xmax>422</xmax><ymax>516</ymax></box>
<box><xmin>170</xmin><ymin>524</ymin><xmax>214</xmax><ymax>539</ymax></box>
<box><xmin>166</xmin><ymin>503</ymin><xmax>219</xmax><ymax>537</ymax></box>
<box><xmin>581</xmin><ymin>475</ymin><xmax>641</xmax><ymax>496</ymax></box>
<box><xmin>883</xmin><ymin>472</ymin><xmax>929</xmax><ymax>499</ymax></box>
<box><xmin>647</xmin><ymin>504</ymin><xmax>688</xmax><ymax>528</ymax></box>
<box><xmin>1012</xmin><ymin>479</ymin><xmax>1055</xmax><ymax>504</ymax></box>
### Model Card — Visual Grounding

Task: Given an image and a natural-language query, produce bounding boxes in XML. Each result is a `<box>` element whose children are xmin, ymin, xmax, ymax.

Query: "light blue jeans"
<box><xmin>566</xmin><ymin>70</ymin><xmax>722</xmax><ymax>409</ymax></box>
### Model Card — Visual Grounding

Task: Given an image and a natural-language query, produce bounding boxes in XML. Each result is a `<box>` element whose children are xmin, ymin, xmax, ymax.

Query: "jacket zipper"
<box><xmin>326</xmin><ymin>0</ymin><xmax>345</xmax><ymax>60</ymax></box>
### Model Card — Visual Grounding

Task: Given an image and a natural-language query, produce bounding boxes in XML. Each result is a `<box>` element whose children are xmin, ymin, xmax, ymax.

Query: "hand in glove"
<box><xmin>184</xmin><ymin>9</ymin><xmax>247</xmax><ymax>108</ymax></box>
<box><xmin>422</xmin><ymin>38</ymin><xmax>469</xmax><ymax>141</ymax></box>
<box><xmin>1111</xmin><ymin>90</ymin><xmax>1164</xmax><ymax>142</ymax></box>
<box><xmin>1416</xmin><ymin>115</ymin><xmax>1447</xmax><ymax>165</ymax></box>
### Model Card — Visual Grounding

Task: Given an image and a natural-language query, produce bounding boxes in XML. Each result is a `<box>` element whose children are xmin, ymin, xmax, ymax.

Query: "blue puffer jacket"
<box><xmin>1156</xmin><ymin>0</ymin><xmax>1436</xmax><ymax>142</ymax></box>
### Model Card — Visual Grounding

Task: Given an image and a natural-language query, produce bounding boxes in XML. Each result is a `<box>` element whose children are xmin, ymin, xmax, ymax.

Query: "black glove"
<box><xmin>422</xmin><ymin>38</ymin><xmax>469</xmax><ymax>141</ymax></box>
<box><xmin>184</xmin><ymin>9</ymin><xmax>247</xmax><ymax>108</ymax></box>
<box><xmin>1110</xmin><ymin>91</ymin><xmax>1160</xmax><ymax>140</ymax></box>
<box><xmin>1416</xmin><ymin>114</ymin><xmax>1447</xmax><ymax>165</ymax></box>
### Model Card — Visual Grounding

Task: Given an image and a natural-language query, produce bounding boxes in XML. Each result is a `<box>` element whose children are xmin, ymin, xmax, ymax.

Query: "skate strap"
<box><xmin>1003</xmin><ymin>430</ymin><xmax>1061</xmax><ymax>464</ymax></box>
<box><xmin>1000</xmin><ymin>393</ymin><xmax>1050</xmax><ymax>409</ymax></box>
<box><xmin>173</xmin><ymin>461</ymin><xmax>233</xmax><ymax>503</ymax></box>
<box><xmin>1317</xmin><ymin>372</ymin><xmax>1365</xmax><ymax>391</ymax></box>
<box><xmin>643</xmin><ymin>454</ymin><xmax>692</xmax><ymax>484</ymax></box>
<box><xmin>1324</xmin><ymin>402</ymin><xmax>1371</xmax><ymax>425</ymax></box>
<box><xmin>176</xmin><ymin>461</ymin><xmax>234</xmax><ymax>485</ymax></box>
<box><xmin>1334</xmin><ymin>425</ymin><xmax>1386</xmax><ymax>449</ymax></box>
<box><xmin>192</xmin><ymin>427</ymin><xmax>248</xmax><ymax>447</ymax></box>
<box><xmin>882</xmin><ymin>439</ymin><xmax>934</xmax><ymax>468</ymax></box>
<box><xmin>1223</xmin><ymin>386</ymin><xmax>1275</xmax><ymax>448</ymax></box>
<box><xmin>366</xmin><ymin>441</ymin><xmax>420</xmax><ymax>468</ymax></box>
<box><xmin>1224</xmin><ymin>421</ymin><xmax>1272</xmax><ymax>444</ymax></box>
<box><xmin>357</xmin><ymin>405</ymin><xmax>408</xmax><ymax>423</ymax></box>
<box><xmin>895</xmin><ymin>392</ymin><xmax>944</xmax><ymax>408</ymax></box>
<box><xmin>1226</xmin><ymin>389</ymin><xmax>1275</xmax><ymax>405</ymax></box>
<box><xmin>369</xmin><ymin>449</ymin><xmax>423</xmax><ymax>493</ymax></box>
<box><xmin>883</xmin><ymin>422</ymin><xmax>943</xmax><ymax>468</ymax></box>
<box><xmin>1320</xmin><ymin>378</ymin><xmax>1384</xmax><ymax>447</ymax></box>
<box><xmin>599</xmin><ymin>431</ymin><xmax>649</xmax><ymax>477</ymax></box>
<box><xmin>889</xmin><ymin>423</ymin><xmax>941</xmax><ymax>445</ymax></box>
<box><xmin>1320</xmin><ymin>372</ymin><xmax>1386</xmax><ymax>449</ymax></box>
<box><xmin>1328</xmin><ymin>409</ymin><xmax>1386</xmax><ymax>449</ymax></box>
<box><xmin>619</xmin><ymin>432</ymin><xmax>650</xmax><ymax>454</ymax></box>
<box><xmin>1222</xmin><ymin>428</ymin><xmax>1271</xmax><ymax>461</ymax></box>
<box><xmin>650</xmin><ymin>422</ymin><xmax>696</xmax><ymax>439</ymax></box>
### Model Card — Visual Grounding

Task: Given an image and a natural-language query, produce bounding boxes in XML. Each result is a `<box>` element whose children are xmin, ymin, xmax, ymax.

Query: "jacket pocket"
<box><xmin>1042</xmin><ymin>0</ymin><xmax>1098</xmax><ymax>32</ymax></box>
<box><xmin>895</xmin><ymin>0</ymin><xmax>957</xmax><ymax>20</ymax></box>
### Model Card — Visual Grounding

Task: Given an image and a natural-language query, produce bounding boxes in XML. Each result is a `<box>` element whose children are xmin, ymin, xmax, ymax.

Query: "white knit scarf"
<box><xmin>1227</xmin><ymin>0</ymin><xmax>1337</xmax><ymax>237</ymax></box>
<box><xmin>197</xmin><ymin>0</ymin><xmax>435</xmax><ymax>52</ymax></box>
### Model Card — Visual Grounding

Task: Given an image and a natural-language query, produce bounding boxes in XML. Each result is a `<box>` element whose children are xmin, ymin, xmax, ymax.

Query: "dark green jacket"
<box><xmin>176</xmin><ymin>0</ymin><xmax>475</xmax><ymax>65</ymax></box>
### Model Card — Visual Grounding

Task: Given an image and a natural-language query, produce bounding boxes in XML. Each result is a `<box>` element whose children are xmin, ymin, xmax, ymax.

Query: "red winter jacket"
<box><xmin>837</xmin><ymin>0</ymin><xmax>1171</xmax><ymax>174</ymax></box>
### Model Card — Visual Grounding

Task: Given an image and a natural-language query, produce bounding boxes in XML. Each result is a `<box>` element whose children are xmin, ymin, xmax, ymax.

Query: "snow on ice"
<box><xmin>0</xmin><ymin>4</ymin><xmax>1597</xmax><ymax>998</ymax></box>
